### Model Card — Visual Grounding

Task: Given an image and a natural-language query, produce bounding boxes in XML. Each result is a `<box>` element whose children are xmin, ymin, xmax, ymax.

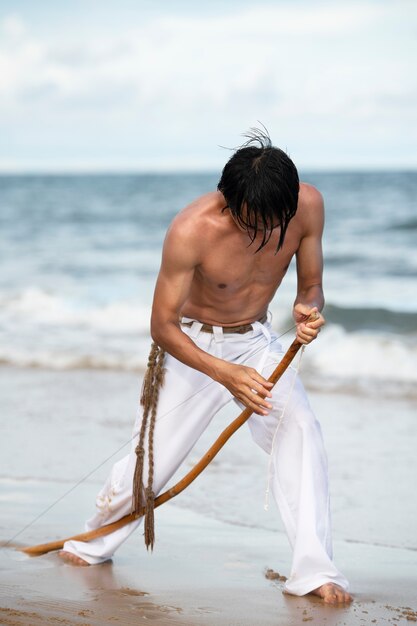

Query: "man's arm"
<box><xmin>150</xmin><ymin>221</ymin><xmax>220</xmax><ymax>379</ymax></box>
<box><xmin>150</xmin><ymin>218</ymin><xmax>273</xmax><ymax>415</ymax></box>
<box><xmin>293</xmin><ymin>186</ymin><xmax>326</xmax><ymax>344</ymax></box>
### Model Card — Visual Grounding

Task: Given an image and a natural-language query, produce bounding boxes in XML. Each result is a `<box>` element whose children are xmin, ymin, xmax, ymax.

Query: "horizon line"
<box><xmin>1</xmin><ymin>164</ymin><xmax>417</xmax><ymax>176</ymax></box>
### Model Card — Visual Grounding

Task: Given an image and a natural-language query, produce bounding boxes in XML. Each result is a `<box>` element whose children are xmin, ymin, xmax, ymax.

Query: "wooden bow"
<box><xmin>22</xmin><ymin>334</ymin><xmax>306</xmax><ymax>556</ymax></box>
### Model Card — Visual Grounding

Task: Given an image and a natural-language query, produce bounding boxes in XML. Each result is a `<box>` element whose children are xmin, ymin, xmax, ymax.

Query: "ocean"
<box><xmin>1</xmin><ymin>171</ymin><xmax>416</xmax><ymax>396</ymax></box>
<box><xmin>1</xmin><ymin>171</ymin><xmax>417</xmax><ymax>557</ymax></box>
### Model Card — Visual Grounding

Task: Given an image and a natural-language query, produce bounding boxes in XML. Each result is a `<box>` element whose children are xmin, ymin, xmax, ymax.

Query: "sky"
<box><xmin>0</xmin><ymin>0</ymin><xmax>416</xmax><ymax>172</ymax></box>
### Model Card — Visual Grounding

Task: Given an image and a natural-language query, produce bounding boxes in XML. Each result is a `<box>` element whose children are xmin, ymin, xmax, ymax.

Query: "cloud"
<box><xmin>1</xmin><ymin>13</ymin><xmax>26</xmax><ymax>38</ymax></box>
<box><xmin>0</xmin><ymin>2</ymin><xmax>416</xmax><ymax>169</ymax></box>
<box><xmin>0</xmin><ymin>4</ymin><xmax>384</xmax><ymax>105</ymax></box>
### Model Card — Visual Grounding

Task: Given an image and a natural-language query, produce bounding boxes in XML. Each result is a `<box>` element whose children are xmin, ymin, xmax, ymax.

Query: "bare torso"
<box><xmin>178</xmin><ymin>185</ymin><xmax>312</xmax><ymax>326</ymax></box>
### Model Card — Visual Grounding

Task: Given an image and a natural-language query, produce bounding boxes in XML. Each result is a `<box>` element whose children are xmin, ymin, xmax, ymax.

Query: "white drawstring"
<box><xmin>264</xmin><ymin>344</ymin><xmax>305</xmax><ymax>511</ymax></box>
<box><xmin>180</xmin><ymin>316</ymin><xmax>203</xmax><ymax>339</ymax></box>
<box><xmin>212</xmin><ymin>325</ymin><xmax>224</xmax><ymax>359</ymax></box>
<box><xmin>252</xmin><ymin>319</ymin><xmax>272</xmax><ymax>373</ymax></box>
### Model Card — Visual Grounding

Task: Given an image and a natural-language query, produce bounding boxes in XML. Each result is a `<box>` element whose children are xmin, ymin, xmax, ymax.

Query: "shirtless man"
<box><xmin>59</xmin><ymin>130</ymin><xmax>352</xmax><ymax>605</ymax></box>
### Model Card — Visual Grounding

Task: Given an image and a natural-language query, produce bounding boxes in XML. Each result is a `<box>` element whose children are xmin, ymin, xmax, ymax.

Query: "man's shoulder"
<box><xmin>161</xmin><ymin>194</ymin><xmax>218</xmax><ymax>264</ymax></box>
<box><xmin>295</xmin><ymin>183</ymin><xmax>325</xmax><ymax>237</ymax></box>
<box><xmin>169</xmin><ymin>191</ymin><xmax>226</xmax><ymax>239</ymax></box>
<box><xmin>298</xmin><ymin>182</ymin><xmax>324</xmax><ymax>211</ymax></box>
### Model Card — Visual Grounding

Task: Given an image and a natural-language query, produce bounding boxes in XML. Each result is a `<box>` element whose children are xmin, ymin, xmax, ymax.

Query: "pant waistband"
<box><xmin>181</xmin><ymin>314</ymin><xmax>268</xmax><ymax>335</ymax></box>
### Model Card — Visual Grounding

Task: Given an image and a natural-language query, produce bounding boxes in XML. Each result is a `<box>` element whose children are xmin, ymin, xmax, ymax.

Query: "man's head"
<box><xmin>217</xmin><ymin>127</ymin><xmax>299</xmax><ymax>252</ymax></box>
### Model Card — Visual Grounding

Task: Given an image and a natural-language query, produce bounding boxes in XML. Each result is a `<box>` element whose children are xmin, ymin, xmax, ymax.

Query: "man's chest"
<box><xmin>196</xmin><ymin>235</ymin><xmax>299</xmax><ymax>292</ymax></box>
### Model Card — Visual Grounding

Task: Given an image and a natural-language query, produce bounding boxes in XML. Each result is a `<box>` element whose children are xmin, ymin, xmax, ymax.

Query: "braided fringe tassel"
<box><xmin>132</xmin><ymin>342</ymin><xmax>165</xmax><ymax>551</ymax></box>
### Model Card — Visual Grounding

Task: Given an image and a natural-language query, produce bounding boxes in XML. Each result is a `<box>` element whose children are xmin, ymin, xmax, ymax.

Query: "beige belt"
<box><xmin>181</xmin><ymin>314</ymin><xmax>268</xmax><ymax>335</ymax></box>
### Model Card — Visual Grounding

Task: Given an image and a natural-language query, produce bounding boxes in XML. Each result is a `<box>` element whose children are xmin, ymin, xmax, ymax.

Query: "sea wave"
<box><xmin>0</xmin><ymin>328</ymin><xmax>416</xmax><ymax>398</ymax></box>
<box><xmin>323</xmin><ymin>303</ymin><xmax>417</xmax><ymax>334</ymax></box>
<box><xmin>0</xmin><ymin>350</ymin><xmax>147</xmax><ymax>372</ymax></box>
<box><xmin>391</xmin><ymin>217</ymin><xmax>417</xmax><ymax>231</ymax></box>
<box><xmin>3</xmin><ymin>287</ymin><xmax>415</xmax><ymax>335</ymax></box>
<box><xmin>1</xmin><ymin>287</ymin><xmax>416</xmax><ymax>396</ymax></box>
<box><xmin>300</xmin><ymin>324</ymin><xmax>417</xmax><ymax>397</ymax></box>
<box><xmin>0</xmin><ymin>286</ymin><xmax>151</xmax><ymax>334</ymax></box>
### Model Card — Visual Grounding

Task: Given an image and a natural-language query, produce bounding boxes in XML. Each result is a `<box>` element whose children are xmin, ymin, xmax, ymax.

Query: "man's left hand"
<box><xmin>293</xmin><ymin>303</ymin><xmax>325</xmax><ymax>345</ymax></box>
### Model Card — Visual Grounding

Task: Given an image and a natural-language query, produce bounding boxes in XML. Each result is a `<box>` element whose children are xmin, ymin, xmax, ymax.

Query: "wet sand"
<box><xmin>1</xmin><ymin>366</ymin><xmax>417</xmax><ymax>624</ymax></box>
<box><xmin>1</xmin><ymin>501</ymin><xmax>417</xmax><ymax>625</ymax></box>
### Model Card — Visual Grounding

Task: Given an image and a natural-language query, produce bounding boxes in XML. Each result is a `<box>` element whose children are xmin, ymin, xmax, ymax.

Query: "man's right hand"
<box><xmin>213</xmin><ymin>362</ymin><xmax>274</xmax><ymax>415</ymax></box>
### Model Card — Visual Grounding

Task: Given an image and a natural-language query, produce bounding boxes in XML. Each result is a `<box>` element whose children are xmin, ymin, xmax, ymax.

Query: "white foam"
<box><xmin>1</xmin><ymin>288</ymin><xmax>416</xmax><ymax>395</ymax></box>
<box><xmin>303</xmin><ymin>324</ymin><xmax>417</xmax><ymax>383</ymax></box>
<box><xmin>0</xmin><ymin>345</ymin><xmax>147</xmax><ymax>371</ymax></box>
<box><xmin>0</xmin><ymin>286</ymin><xmax>150</xmax><ymax>334</ymax></box>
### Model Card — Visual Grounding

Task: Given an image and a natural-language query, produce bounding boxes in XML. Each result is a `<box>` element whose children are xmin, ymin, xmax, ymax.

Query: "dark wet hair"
<box><xmin>217</xmin><ymin>126</ymin><xmax>299</xmax><ymax>252</ymax></box>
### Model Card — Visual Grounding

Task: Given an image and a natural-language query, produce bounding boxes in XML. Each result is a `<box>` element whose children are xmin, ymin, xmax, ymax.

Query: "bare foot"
<box><xmin>310</xmin><ymin>582</ymin><xmax>353</xmax><ymax>604</ymax></box>
<box><xmin>58</xmin><ymin>550</ymin><xmax>90</xmax><ymax>566</ymax></box>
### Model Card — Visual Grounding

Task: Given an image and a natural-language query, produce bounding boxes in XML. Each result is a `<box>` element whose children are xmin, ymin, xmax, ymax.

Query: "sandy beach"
<box><xmin>1</xmin><ymin>365</ymin><xmax>417</xmax><ymax>625</ymax></box>
<box><xmin>1</xmin><ymin>2</ymin><xmax>417</xmax><ymax>622</ymax></box>
<box><xmin>2</xmin><ymin>504</ymin><xmax>417</xmax><ymax>626</ymax></box>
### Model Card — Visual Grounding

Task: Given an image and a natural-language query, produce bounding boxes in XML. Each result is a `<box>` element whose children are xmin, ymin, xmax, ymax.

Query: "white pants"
<box><xmin>64</xmin><ymin>319</ymin><xmax>349</xmax><ymax>595</ymax></box>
